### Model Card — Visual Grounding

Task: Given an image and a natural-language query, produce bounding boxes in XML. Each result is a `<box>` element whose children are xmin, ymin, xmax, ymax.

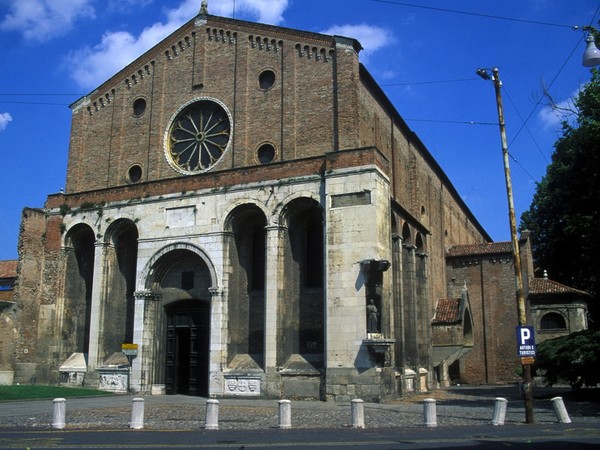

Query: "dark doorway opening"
<box><xmin>165</xmin><ymin>300</ymin><xmax>210</xmax><ymax>396</ymax></box>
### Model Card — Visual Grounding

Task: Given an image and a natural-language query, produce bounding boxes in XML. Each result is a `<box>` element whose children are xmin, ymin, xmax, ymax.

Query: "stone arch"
<box><xmin>415</xmin><ymin>232</ymin><xmax>426</xmax><ymax>253</ymax></box>
<box><xmin>402</xmin><ymin>222</ymin><xmax>412</xmax><ymax>245</ymax></box>
<box><xmin>222</xmin><ymin>197</ymin><xmax>270</xmax><ymax>230</ymax></box>
<box><xmin>274</xmin><ymin>190</ymin><xmax>321</xmax><ymax>226</ymax></box>
<box><xmin>224</xmin><ymin>203</ymin><xmax>268</xmax><ymax>369</ymax></box>
<box><xmin>142</xmin><ymin>243</ymin><xmax>218</xmax><ymax>293</ymax></box>
<box><xmin>98</xmin><ymin>219</ymin><xmax>139</xmax><ymax>357</ymax></box>
<box><xmin>391</xmin><ymin>213</ymin><xmax>399</xmax><ymax>235</ymax></box>
<box><xmin>62</xmin><ymin>223</ymin><xmax>96</xmax><ymax>356</ymax></box>
<box><xmin>144</xmin><ymin>244</ymin><xmax>216</xmax><ymax>396</ymax></box>
<box><xmin>463</xmin><ymin>306</ymin><xmax>474</xmax><ymax>347</ymax></box>
<box><xmin>277</xmin><ymin>196</ymin><xmax>325</xmax><ymax>369</ymax></box>
<box><xmin>539</xmin><ymin>311</ymin><xmax>568</xmax><ymax>331</ymax></box>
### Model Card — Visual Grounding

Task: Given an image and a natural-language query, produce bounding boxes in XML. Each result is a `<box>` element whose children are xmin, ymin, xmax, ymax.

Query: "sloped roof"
<box><xmin>529</xmin><ymin>277</ymin><xmax>590</xmax><ymax>297</ymax></box>
<box><xmin>0</xmin><ymin>260</ymin><xmax>17</xmax><ymax>279</ymax></box>
<box><xmin>432</xmin><ymin>298</ymin><xmax>461</xmax><ymax>324</ymax></box>
<box><xmin>447</xmin><ymin>241</ymin><xmax>513</xmax><ymax>258</ymax></box>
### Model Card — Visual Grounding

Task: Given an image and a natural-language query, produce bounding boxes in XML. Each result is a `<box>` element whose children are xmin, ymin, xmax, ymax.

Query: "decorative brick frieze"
<box><xmin>206</xmin><ymin>28</ymin><xmax>236</xmax><ymax>44</ymax></box>
<box><xmin>248</xmin><ymin>35</ymin><xmax>282</xmax><ymax>52</ymax></box>
<box><xmin>125</xmin><ymin>62</ymin><xmax>154</xmax><ymax>89</ymax></box>
<box><xmin>86</xmin><ymin>89</ymin><xmax>116</xmax><ymax>116</ymax></box>
<box><xmin>165</xmin><ymin>35</ymin><xmax>193</xmax><ymax>60</ymax></box>
<box><xmin>295</xmin><ymin>43</ymin><xmax>332</xmax><ymax>62</ymax></box>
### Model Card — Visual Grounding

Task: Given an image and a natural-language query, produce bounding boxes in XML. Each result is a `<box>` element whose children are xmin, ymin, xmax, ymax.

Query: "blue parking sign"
<box><xmin>516</xmin><ymin>326</ymin><xmax>536</xmax><ymax>357</ymax></box>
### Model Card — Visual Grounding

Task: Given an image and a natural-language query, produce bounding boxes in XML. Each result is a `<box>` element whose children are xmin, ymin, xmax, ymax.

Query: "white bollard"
<box><xmin>551</xmin><ymin>396</ymin><xmax>572</xmax><ymax>423</ymax></box>
<box><xmin>491</xmin><ymin>397</ymin><xmax>508</xmax><ymax>426</ymax></box>
<box><xmin>205</xmin><ymin>399</ymin><xmax>220</xmax><ymax>430</ymax></box>
<box><xmin>278</xmin><ymin>399</ymin><xmax>292</xmax><ymax>429</ymax></box>
<box><xmin>351</xmin><ymin>399</ymin><xmax>365</xmax><ymax>428</ymax></box>
<box><xmin>129</xmin><ymin>398</ymin><xmax>145</xmax><ymax>429</ymax></box>
<box><xmin>52</xmin><ymin>398</ymin><xmax>66</xmax><ymax>429</ymax></box>
<box><xmin>423</xmin><ymin>398</ymin><xmax>437</xmax><ymax>427</ymax></box>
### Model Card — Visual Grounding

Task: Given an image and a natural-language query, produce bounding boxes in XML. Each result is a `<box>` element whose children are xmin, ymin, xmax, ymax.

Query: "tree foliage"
<box><xmin>520</xmin><ymin>69</ymin><xmax>600</xmax><ymax>325</ymax></box>
<box><xmin>534</xmin><ymin>330</ymin><xmax>600</xmax><ymax>388</ymax></box>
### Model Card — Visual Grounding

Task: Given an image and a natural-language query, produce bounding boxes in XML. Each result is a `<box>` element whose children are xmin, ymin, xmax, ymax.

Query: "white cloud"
<box><xmin>320</xmin><ymin>24</ymin><xmax>391</xmax><ymax>60</ymax></box>
<box><xmin>0</xmin><ymin>112</ymin><xmax>13</xmax><ymax>131</ymax></box>
<box><xmin>65</xmin><ymin>0</ymin><xmax>198</xmax><ymax>89</ymax></box>
<box><xmin>0</xmin><ymin>0</ymin><xmax>95</xmax><ymax>42</ymax></box>
<box><xmin>107</xmin><ymin>0</ymin><xmax>153</xmax><ymax>14</ymax></box>
<box><xmin>64</xmin><ymin>0</ymin><xmax>291</xmax><ymax>90</ymax></box>
<box><xmin>538</xmin><ymin>88</ymin><xmax>580</xmax><ymax>129</ymax></box>
<box><xmin>209</xmin><ymin>0</ymin><xmax>289</xmax><ymax>25</ymax></box>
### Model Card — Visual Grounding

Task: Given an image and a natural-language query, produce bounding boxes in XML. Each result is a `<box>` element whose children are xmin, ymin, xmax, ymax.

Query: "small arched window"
<box><xmin>540</xmin><ymin>312</ymin><xmax>567</xmax><ymax>330</ymax></box>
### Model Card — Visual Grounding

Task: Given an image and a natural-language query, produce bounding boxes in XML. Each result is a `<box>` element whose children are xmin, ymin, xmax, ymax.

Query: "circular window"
<box><xmin>164</xmin><ymin>98</ymin><xmax>232</xmax><ymax>174</ymax></box>
<box><xmin>132</xmin><ymin>98</ymin><xmax>147</xmax><ymax>117</ymax></box>
<box><xmin>127</xmin><ymin>164</ymin><xmax>143</xmax><ymax>183</ymax></box>
<box><xmin>257</xmin><ymin>143</ymin><xmax>276</xmax><ymax>164</ymax></box>
<box><xmin>258</xmin><ymin>70</ymin><xmax>276</xmax><ymax>90</ymax></box>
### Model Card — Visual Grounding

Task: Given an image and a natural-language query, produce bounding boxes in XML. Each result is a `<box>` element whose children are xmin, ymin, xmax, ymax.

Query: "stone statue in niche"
<box><xmin>367</xmin><ymin>298</ymin><xmax>379</xmax><ymax>333</ymax></box>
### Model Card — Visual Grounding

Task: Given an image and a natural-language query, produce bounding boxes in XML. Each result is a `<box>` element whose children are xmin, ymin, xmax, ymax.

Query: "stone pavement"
<box><xmin>0</xmin><ymin>385</ymin><xmax>598</xmax><ymax>430</ymax></box>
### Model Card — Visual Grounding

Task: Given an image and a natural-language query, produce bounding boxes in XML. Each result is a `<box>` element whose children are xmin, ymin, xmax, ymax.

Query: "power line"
<box><xmin>507</xmin><ymin>3</ymin><xmax>600</xmax><ymax>150</ymax></box>
<box><xmin>503</xmin><ymin>87</ymin><xmax>549</xmax><ymax>166</ymax></box>
<box><xmin>405</xmin><ymin>118</ymin><xmax>497</xmax><ymax>126</ymax></box>
<box><xmin>381</xmin><ymin>78</ymin><xmax>479</xmax><ymax>86</ymax></box>
<box><xmin>369</xmin><ymin>0</ymin><xmax>575</xmax><ymax>29</ymax></box>
<box><xmin>0</xmin><ymin>100</ymin><xmax>71</xmax><ymax>106</ymax></box>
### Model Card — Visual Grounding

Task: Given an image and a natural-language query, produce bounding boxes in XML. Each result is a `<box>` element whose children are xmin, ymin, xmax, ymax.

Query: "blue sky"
<box><xmin>0</xmin><ymin>0</ymin><xmax>598</xmax><ymax>261</ymax></box>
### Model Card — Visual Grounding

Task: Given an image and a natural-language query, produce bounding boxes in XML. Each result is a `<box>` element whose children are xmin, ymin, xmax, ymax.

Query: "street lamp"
<box><xmin>476</xmin><ymin>67</ymin><xmax>535</xmax><ymax>424</ymax></box>
<box><xmin>574</xmin><ymin>26</ymin><xmax>600</xmax><ymax>67</ymax></box>
<box><xmin>583</xmin><ymin>33</ymin><xmax>600</xmax><ymax>67</ymax></box>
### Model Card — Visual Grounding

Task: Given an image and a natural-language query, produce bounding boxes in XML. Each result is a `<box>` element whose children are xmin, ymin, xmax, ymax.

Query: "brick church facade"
<box><xmin>8</xmin><ymin>4</ymin><xmax>589</xmax><ymax>399</ymax></box>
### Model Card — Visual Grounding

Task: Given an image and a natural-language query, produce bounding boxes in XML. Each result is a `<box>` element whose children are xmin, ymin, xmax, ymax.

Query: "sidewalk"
<box><xmin>0</xmin><ymin>385</ymin><xmax>598</xmax><ymax>430</ymax></box>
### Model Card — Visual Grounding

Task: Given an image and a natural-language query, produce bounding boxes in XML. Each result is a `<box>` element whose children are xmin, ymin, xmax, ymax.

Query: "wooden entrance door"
<box><xmin>165</xmin><ymin>300</ymin><xmax>210</xmax><ymax>396</ymax></box>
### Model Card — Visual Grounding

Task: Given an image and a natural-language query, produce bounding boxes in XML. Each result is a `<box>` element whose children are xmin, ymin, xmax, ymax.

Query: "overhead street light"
<box><xmin>476</xmin><ymin>67</ymin><xmax>535</xmax><ymax>425</ymax></box>
<box><xmin>574</xmin><ymin>26</ymin><xmax>600</xmax><ymax>67</ymax></box>
<box><xmin>583</xmin><ymin>33</ymin><xmax>600</xmax><ymax>67</ymax></box>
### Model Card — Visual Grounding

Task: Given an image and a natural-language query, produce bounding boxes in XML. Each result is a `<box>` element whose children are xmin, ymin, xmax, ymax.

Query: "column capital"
<box><xmin>209</xmin><ymin>287</ymin><xmax>224</xmax><ymax>298</ymax></box>
<box><xmin>265</xmin><ymin>224</ymin><xmax>287</xmax><ymax>232</ymax></box>
<box><xmin>134</xmin><ymin>290</ymin><xmax>161</xmax><ymax>301</ymax></box>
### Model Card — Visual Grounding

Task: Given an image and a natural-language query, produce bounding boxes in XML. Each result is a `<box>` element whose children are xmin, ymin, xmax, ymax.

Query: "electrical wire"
<box><xmin>503</xmin><ymin>87</ymin><xmax>549</xmax><ymax>166</ymax></box>
<box><xmin>369</xmin><ymin>0</ymin><xmax>575</xmax><ymax>29</ymax></box>
<box><xmin>405</xmin><ymin>118</ymin><xmax>497</xmax><ymax>126</ymax></box>
<box><xmin>381</xmin><ymin>78</ymin><xmax>479</xmax><ymax>86</ymax></box>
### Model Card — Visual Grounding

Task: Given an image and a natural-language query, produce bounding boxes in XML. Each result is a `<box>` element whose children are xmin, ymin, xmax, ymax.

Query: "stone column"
<box><xmin>208</xmin><ymin>287</ymin><xmax>225</xmax><ymax>397</ymax></box>
<box><xmin>130</xmin><ymin>290</ymin><xmax>160</xmax><ymax>394</ymax></box>
<box><xmin>402</xmin><ymin>244</ymin><xmax>418</xmax><ymax>370</ymax></box>
<box><xmin>87</xmin><ymin>241</ymin><xmax>108</xmax><ymax>371</ymax></box>
<box><xmin>416</xmin><ymin>251</ymin><xmax>431</xmax><ymax>383</ymax></box>
<box><xmin>264</xmin><ymin>225</ymin><xmax>285</xmax><ymax>369</ymax></box>
<box><xmin>392</xmin><ymin>234</ymin><xmax>404</xmax><ymax>369</ymax></box>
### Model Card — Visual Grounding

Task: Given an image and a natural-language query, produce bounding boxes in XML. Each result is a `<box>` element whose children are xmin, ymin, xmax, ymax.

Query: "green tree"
<box><xmin>520</xmin><ymin>69</ymin><xmax>600</xmax><ymax>326</ymax></box>
<box><xmin>534</xmin><ymin>330</ymin><xmax>600</xmax><ymax>388</ymax></box>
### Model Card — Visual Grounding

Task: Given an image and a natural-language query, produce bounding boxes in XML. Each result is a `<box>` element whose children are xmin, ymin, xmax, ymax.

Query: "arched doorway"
<box><xmin>145</xmin><ymin>246</ymin><xmax>215</xmax><ymax>397</ymax></box>
<box><xmin>164</xmin><ymin>299</ymin><xmax>210</xmax><ymax>396</ymax></box>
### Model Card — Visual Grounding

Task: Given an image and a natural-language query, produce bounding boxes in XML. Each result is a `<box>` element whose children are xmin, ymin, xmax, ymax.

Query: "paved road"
<box><xmin>0</xmin><ymin>423</ymin><xmax>599</xmax><ymax>449</ymax></box>
<box><xmin>0</xmin><ymin>385</ymin><xmax>598</xmax><ymax>449</ymax></box>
